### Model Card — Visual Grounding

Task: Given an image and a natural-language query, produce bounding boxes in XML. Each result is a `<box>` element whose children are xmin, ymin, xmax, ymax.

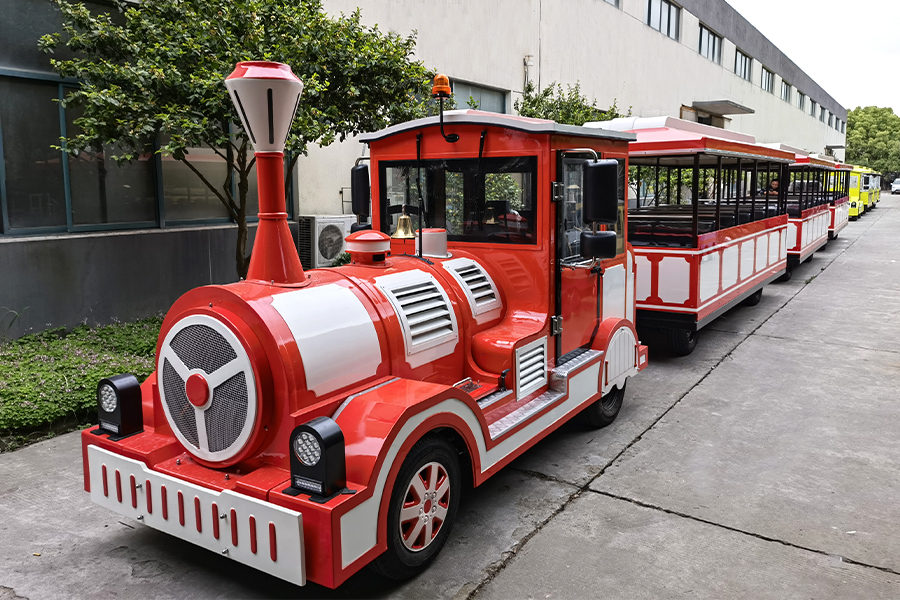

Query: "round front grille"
<box><xmin>158</xmin><ymin>315</ymin><xmax>258</xmax><ymax>463</ymax></box>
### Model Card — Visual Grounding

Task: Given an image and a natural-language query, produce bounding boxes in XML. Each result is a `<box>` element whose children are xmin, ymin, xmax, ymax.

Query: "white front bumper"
<box><xmin>87</xmin><ymin>445</ymin><xmax>305</xmax><ymax>586</ymax></box>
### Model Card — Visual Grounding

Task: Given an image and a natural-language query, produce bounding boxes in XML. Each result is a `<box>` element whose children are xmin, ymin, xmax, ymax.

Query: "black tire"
<box><xmin>579</xmin><ymin>383</ymin><xmax>626</xmax><ymax>429</ymax></box>
<box><xmin>667</xmin><ymin>327</ymin><xmax>697</xmax><ymax>356</ymax></box>
<box><xmin>369</xmin><ymin>435</ymin><xmax>461</xmax><ymax>581</ymax></box>
<box><xmin>777</xmin><ymin>264</ymin><xmax>793</xmax><ymax>282</ymax></box>
<box><xmin>803</xmin><ymin>254</ymin><xmax>813</xmax><ymax>264</ymax></box>
<box><xmin>741</xmin><ymin>288</ymin><xmax>763</xmax><ymax>307</ymax></box>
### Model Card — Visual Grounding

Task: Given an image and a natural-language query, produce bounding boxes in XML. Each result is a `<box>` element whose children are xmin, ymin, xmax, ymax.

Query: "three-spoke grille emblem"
<box><xmin>158</xmin><ymin>315</ymin><xmax>258</xmax><ymax>462</ymax></box>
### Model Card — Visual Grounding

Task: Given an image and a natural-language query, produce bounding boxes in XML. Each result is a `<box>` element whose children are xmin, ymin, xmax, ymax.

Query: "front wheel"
<box><xmin>580</xmin><ymin>383</ymin><xmax>626</xmax><ymax>429</ymax></box>
<box><xmin>369</xmin><ymin>435</ymin><xmax>461</xmax><ymax>581</ymax></box>
<box><xmin>667</xmin><ymin>327</ymin><xmax>698</xmax><ymax>356</ymax></box>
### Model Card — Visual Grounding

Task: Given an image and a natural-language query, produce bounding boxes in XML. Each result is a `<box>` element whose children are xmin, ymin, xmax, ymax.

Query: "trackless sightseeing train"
<box><xmin>81</xmin><ymin>64</ymin><xmax>648</xmax><ymax>588</ymax></box>
<box><xmin>81</xmin><ymin>63</ymin><xmax>861</xmax><ymax>589</ymax></box>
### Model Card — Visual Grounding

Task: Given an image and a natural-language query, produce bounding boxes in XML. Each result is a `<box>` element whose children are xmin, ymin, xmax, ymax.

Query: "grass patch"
<box><xmin>0</xmin><ymin>316</ymin><xmax>162</xmax><ymax>450</ymax></box>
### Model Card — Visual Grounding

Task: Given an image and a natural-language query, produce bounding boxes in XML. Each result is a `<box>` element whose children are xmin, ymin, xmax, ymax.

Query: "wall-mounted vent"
<box><xmin>376</xmin><ymin>270</ymin><xmax>459</xmax><ymax>357</ymax></box>
<box><xmin>515</xmin><ymin>337</ymin><xmax>547</xmax><ymax>399</ymax></box>
<box><xmin>442</xmin><ymin>257</ymin><xmax>502</xmax><ymax>316</ymax></box>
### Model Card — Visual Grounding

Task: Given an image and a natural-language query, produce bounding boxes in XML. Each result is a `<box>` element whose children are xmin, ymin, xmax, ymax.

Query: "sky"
<box><xmin>725</xmin><ymin>0</ymin><xmax>899</xmax><ymax>112</ymax></box>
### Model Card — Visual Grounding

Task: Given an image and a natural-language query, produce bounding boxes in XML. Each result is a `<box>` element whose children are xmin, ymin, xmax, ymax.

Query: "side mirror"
<box><xmin>350</xmin><ymin>164</ymin><xmax>370</xmax><ymax>219</ymax></box>
<box><xmin>582</xmin><ymin>159</ymin><xmax>620</xmax><ymax>224</ymax></box>
<box><xmin>580</xmin><ymin>231</ymin><xmax>618</xmax><ymax>260</ymax></box>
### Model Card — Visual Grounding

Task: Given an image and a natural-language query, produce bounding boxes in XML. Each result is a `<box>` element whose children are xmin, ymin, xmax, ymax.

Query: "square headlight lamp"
<box><xmin>283</xmin><ymin>416</ymin><xmax>346</xmax><ymax>499</ymax></box>
<box><xmin>93</xmin><ymin>373</ymin><xmax>143</xmax><ymax>441</ymax></box>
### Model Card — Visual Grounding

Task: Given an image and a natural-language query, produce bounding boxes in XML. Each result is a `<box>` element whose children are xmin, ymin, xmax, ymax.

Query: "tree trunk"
<box><xmin>235</xmin><ymin>141</ymin><xmax>251</xmax><ymax>279</ymax></box>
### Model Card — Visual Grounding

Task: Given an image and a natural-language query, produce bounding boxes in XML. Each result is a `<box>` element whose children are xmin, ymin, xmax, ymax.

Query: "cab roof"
<box><xmin>358</xmin><ymin>110</ymin><xmax>636</xmax><ymax>143</ymax></box>
<box><xmin>585</xmin><ymin>116</ymin><xmax>795</xmax><ymax>165</ymax></box>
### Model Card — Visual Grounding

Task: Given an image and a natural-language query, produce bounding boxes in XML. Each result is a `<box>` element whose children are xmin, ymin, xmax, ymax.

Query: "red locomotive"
<box><xmin>81</xmin><ymin>64</ymin><xmax>647</xmax><ymax>588</ymax></box>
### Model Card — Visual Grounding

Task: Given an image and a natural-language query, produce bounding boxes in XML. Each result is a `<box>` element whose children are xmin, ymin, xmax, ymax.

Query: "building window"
<box><xmin>828</xmin><ymin>112</ymin><xmax>834</xmax><ymax>127</ymax></box>
<box><xmin>781</xmin><ymin>81</ymin><xmax>792</xmax><ymax>103</ymax></box>
<box><xmin>698</xmin><ymin>25</ymin><xmax>721</xmax><ymax>64</ymax></box>
<box><xmin>761</xmin><ymin>68</ymin><xmax>774</xmax><ymax>93</ymax></box>
<box><xmin>810</xmin><ymin>100</ymin><xmax>817</xmax><ymax>117</ymax></box>
<box><xmin>647</xmin><ymin>0</ymin><xmax>680</xmax><ymax>40</ymax></box>
<box><xmin>797</xmin><ymin>92</ymin><xmax>806</xmax><ymax>111</ymax></box>
<box><xmin>451</xmin><ymin>81</ymin><xmax>507</xmax><ymax>114</ymax></box>
<box><xmin>820</xmin><ymin>107</ymin><xmax>826</xmax><ymax>122</ymax></box>
<box><xmin>603</xmin><ymin>0</ymin><xmax>619</xmax><ymax>6</ymax></box>
<box><xmin>842</xmin><ymin>121</ymin><xmax>846</xmax><ymax>133</ymax></box>
<box><xmin>734</xmin><ymin>50</ymin><xmax>752</xmax><ymax>81</ymax></box>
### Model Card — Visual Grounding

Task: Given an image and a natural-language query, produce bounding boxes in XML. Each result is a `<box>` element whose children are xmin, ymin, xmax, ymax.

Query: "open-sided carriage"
<box><xmin>586</xmin><ymin>117</ymin><xmax>793</xmax><ymax>355</ymax></box>
<box><xmin>773</xmin><ymin>149</ymin><xmax>837</xmax><ymax>278</ymax></box>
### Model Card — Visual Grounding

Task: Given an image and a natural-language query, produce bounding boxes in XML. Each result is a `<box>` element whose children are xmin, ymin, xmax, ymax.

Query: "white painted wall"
<box><xmin>293</xmin><ymin>0</ymin><xmax>846</xmax><ymax>217</ymax></box>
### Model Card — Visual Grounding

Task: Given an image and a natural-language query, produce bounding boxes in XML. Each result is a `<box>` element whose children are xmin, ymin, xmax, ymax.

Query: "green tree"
<box><xmin>40</xmin><ymin>0</ymin><xmax>432</xmax><ymax>277</ymax></box>
<box><xmin>846</xmin><ymin>106</ymin><xmax>900</xmax><ymax>178</ymax></box>
<box><xmin>514</xmin><ymin>81</ymin><xmax>626</xmax><ymax>126</ymax></box>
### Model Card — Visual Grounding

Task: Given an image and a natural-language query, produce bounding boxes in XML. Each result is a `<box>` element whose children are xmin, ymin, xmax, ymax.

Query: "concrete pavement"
<box><xmin>1</xmin><ymin>199</ymin><xmax>898</xmax><ymax>599</ymax></box>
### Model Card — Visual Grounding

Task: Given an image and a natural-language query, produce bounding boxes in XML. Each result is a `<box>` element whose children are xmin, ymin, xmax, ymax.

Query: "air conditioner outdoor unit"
<box><xmin>297</xmin><ymin>214</ymin><xmax>358</xmax><ymax>269</ymax></box>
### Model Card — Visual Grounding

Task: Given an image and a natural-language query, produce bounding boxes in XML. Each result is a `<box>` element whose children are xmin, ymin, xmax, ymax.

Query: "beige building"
<box><xmin>296</xmin><ymin>0</ymin><xmax>846</xmax><ymax>216</ymax></box>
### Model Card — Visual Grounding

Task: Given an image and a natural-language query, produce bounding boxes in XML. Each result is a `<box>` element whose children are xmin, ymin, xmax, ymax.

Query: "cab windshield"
<box><xmin>379</xmin><ymin>156</ymin><xmax>537</xmax><ymax>245</ymax></box>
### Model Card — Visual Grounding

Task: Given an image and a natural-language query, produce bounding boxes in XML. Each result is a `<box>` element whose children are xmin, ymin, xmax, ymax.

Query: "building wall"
<box><xmin>297</xmin><ymin>0</ymin><xmax>846</xmax><ymax>218</ymax></box>
<box><xmin>0</xmin><ymin>223</ymin><xmax>297</xmax><ymax>338</ymax></box>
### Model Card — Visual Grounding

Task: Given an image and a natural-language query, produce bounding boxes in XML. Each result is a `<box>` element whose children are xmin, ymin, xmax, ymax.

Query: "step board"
<box><xmin>488</xmin><ymin>349</ymin><xmax>603</xmax><ymax>440</ymax></box>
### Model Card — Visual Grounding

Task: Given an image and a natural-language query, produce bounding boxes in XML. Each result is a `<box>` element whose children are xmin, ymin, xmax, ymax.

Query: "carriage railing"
<box><xmin>628</xmin><ymin>154</ymin><xmax>790</xmax><ymax>248</ymax></box>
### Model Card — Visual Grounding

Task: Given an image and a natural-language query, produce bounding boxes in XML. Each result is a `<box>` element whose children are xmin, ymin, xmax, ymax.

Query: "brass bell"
<box><xmin>392</xmin><ymin>212</ymin><xmax>416</xmax><ymax>239</ymax></box>
<box><xmin>484</xmin><ymin>205</ymin><xmax>498</xmax><ymax>225</ymax></box>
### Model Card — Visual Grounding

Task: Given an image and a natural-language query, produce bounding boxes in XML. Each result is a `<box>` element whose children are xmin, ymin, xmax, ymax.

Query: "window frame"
<box><xmin>0</xmin><ymin>68</ymin><xmax>294</xmax><ymax>237</ymax></box>
<box><xmin>734</xmin><ymin>50</ymin><xmax>752</xmax><ymax>81</ymax></box>
<box><xmin>780</xmin><ymin>80</ymin><xmax>792</xmax><ymax>103</ymax></box>
<box><xmin>820</xmin><ymin>106</ymin><xmax>826</xmax><ymax>123</ymax></box>
<box><xmin>797</xmin><ymin>92</ymin><xmax>806</xmax><ymax>111</ymax></box>
<box><xmin>377</xmin><ymin>155</ymin><xmax>540</xmax><ymax>247</ymax></box>
<box><xmin>761</xmin><ymin>67</ymin><xmax>774</xmax><ymax>93</ymax></box>
<box><xmin>810</xmin><ymin>100</ymin><xmax>817</xmax><ymax>117</ymax></box>
<box><xmin>698</xmin><ymin>24</ymin><xmax>722</xmax><ymax>64</ymax></box>
<box><xmin>647</xmin><ymin>0</ymin><xmax>681</xmax><ymax>40</ymax></box>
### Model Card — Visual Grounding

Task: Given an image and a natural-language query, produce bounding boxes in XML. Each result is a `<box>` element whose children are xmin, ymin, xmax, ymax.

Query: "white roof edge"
<box><xmin>760</xmin><ymin>142</ymin><xmax>809</xmax><ymax>156</ymax></box>
<box><xmin>358</xmin><ymin>110</ymin><xmax>635</xmax><ymax>143</ymax></box>
<box><xmin>585</xmin><ymin>116</ymin><xmax>756</xmax><ymax>144</ymax></box>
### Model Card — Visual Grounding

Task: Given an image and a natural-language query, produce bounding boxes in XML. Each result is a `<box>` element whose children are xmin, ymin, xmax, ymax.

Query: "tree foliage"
<box><xmin>846</xmin><ymin>106</ymin><xmax>900</xmax><ymax>178</ymax></box>
<box><xmin>40</xmin><ymin>0</ymin><xmax>432</xmax><ymax>277</ymax></box>
<box><xmin>514</xmin><ymin>81</ymin><xmax>626</xmax><ymax>126</ymax></box>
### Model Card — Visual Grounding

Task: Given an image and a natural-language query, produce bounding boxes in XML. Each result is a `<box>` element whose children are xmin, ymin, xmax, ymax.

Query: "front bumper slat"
<box><xmin>87</xmin><ymin>445</ymin><xmax>305</xmax><ymax>586</ymax></box>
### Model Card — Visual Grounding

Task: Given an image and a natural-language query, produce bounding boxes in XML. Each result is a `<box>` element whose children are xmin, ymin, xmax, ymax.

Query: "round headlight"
<box><xmin>293</xmin><ymin>431</ymin><xmax>321</xmax><ymax>467</ymax></box>
<box><xmin>99</xmin><ymin>384</ymin><xmax>118</xmax><ymax>413</ymax></box>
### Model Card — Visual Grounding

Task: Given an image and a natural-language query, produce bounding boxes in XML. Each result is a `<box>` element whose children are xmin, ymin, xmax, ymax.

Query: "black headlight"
<box><xmin>93</xmin><ymin>373</ymin><xmax>143</xmax><ymax>440</ymax></box>
<box><xmin>283</xmin><ymin>417</ymin><xmax>346</xmax><ymax>499</ymax></box>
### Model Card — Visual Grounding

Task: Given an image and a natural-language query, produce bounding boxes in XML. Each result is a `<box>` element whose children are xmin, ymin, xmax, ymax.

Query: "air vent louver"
<box><xmin>375</xmin><ymin>271</ymin><xmax>459</xmax><ymax>359</ymax></box>
<box><xmin>442</xmin><ymin>258</ymin><xmax>502</xmax><ymax>316</ymax></box>
<box><xmin>515</xmin><ymin>337</ymin><xmax>548</xmax><ymax>399</ymax></box>
<box><xmin>393</xmin><ymin>280</ymin><xmax>455</xmax><ymax>346</ymax></box>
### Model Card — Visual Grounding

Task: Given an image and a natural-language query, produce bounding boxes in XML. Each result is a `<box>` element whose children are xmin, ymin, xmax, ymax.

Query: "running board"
<box><xmin>488</xmin><ymin>349</ymin><xmax>603</xmax><ymax>440</ymax></box>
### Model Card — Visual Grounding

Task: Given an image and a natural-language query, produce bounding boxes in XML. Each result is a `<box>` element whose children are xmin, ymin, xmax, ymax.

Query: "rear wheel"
<box><xmin>667</xmin><ymin>327</ymin><xmax>697</xmax><ymax>356</ymax></box>
<box><xmin>370</xmin><ymin>435</ymin><xmax>461</xmax><ymax>581</ymax></box>
<box><xmin>777</xmin><ymin>263</ymin><xmax>793</xmax><ymax>282</ymax></box>
<box><xmin>741</xmin><ymin>288</ymin><xmax>763</xmax><ymax>307</ymax></box>
<box><xmin>580</xmin><ymin>383</ymin><xmax>626</xmax><ymax>429</ymax></box>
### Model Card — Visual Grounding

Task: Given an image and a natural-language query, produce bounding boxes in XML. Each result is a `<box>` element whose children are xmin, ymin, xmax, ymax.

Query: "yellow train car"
<box><xmin>847</xmin><ymin>165</ymin><xmax>866</xmax><ymax>219</ymax></box>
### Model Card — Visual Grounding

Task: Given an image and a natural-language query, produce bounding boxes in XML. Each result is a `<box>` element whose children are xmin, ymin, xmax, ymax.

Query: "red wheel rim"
<box><xmin>398</xmin><ymin>461</ymin><xmax>450</xmax><ymax>552</ymax></box>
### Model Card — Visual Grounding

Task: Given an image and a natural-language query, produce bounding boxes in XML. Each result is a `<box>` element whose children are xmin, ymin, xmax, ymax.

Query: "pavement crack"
<box><xmin>465</xmin><ymin>489</ymin><xmax>586</xmax><ymax>599</ymax></box>
<box><xmin>0</xmin><ymin>586</ymin><xmax>29</xmax><ymax>600</ymax></box>
<box><xmin>592</xmin><ymin>489</ymin><xmax>900</xmax><ymax>578</ymax></box>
